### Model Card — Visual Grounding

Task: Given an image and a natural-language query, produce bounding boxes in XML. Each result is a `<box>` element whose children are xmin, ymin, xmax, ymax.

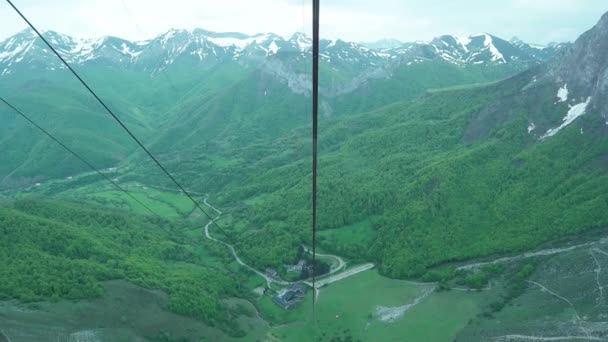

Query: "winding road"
<box><xmin>301</xmin><ymin>245</ymin><xmax>346</xmax><ymax>276</ymax></box>
<box><xmin>202</xmin><ymin>197</ymin><xmax>374</xmax><ymax>291</ymax></box>
<box><xmin>0</xmin><ymin>331</ymin><xmax>11</xmax><ymax>342</ymax></box>
<box><xmin>203</xmin><ymin>198</ymin><xmax>289</xmax><ymax>287</ymax></box>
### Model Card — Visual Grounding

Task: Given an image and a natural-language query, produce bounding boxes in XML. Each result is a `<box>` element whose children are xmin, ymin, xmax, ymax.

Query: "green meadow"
<box><xmin>267</xmin><ymin>271</ymin><xmax>492</xmax><ymax>342</ymax></box>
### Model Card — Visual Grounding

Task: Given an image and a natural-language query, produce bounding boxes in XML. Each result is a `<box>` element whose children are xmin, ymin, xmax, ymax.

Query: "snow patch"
<box><xmin>207</xmin><ymin>33</ymin><xmax>274</xmax><ymax>52</ymax></box>
<box><xmin>540</xmin><ymin>97</ymin><xmax>591</xmax><ymax>140</ymax></box>
<box><xmin>557</xmin><ymin>84</ymin><xmax>568</xmax><ymax>102</ymax></box>
<box><xmin>191</xmin><ymin>49</ymin><xmax>206</xmax><ymax>60</ymax></box>
<box><xmin>0</xmin><ymin>40</ymin><xmax>34</xmax><ymax>62</ymax></box>
<box><xmin>528</xmin><ymin>122</ymin><xmax>536</xmax><ymax>133</ymax></box>
<box><xmin>295</xmin><ymin>34</ymin><xmax>312</xmax><ymax>50</ymax></box>
<box><xmin>120</xmin><ymin>43</ymin><xmax>141</xmax><ymax>58</ymax></box>
<box><xmin>268</xmin><ymin>40</ymin><xmax>279</xmax><ymax>54</ymax></box>
<box><xmin>455</xmin><ymin>35</ymin><xmax>471</xmax><ymax>52</ymax></box>
<box><xmin>207</xmin><ymin>37</ymin><xmax>250</xmax><ymax>49</ymax></box>
<box><xmin>160</xmin><ymin>29</ymin><xmax>180</xmax><ymax>46</ymax></box>
<box><xmin>483</xmin><ymin>34</ymin><xmax>505</xmax><ymax>63</ymax></box>
<box><xmin>70</xmin><ymin>37</ymin><xmax>105</xmax><ymax>60</ymax></box>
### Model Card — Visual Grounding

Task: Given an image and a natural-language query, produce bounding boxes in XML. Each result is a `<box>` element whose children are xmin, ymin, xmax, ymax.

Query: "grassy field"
<box><xmin>87</xmin><ymin>188</ymin><xmax>193</xmax><ymax>217</ymax></box>
<box><xmin>12</xmin><ymin>174</ymin><xmax>198</xmax><ymax>219</ymax></box>
<box><xmin>318</xmin><ymin>219</ymin><xmax>376</xmax><ymax>248</ymax></box>
<box><xmin>52</xmin><ymin>181</ymin><xmax>196</xmax><ymax>218</ymax></box>
<box><xmin>266</xmin><ymin>270</ymin><xmax>493</xmax><ymax>342</ymax></box>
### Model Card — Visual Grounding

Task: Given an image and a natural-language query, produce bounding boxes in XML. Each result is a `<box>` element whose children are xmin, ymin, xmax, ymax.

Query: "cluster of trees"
<box><xmin>485</xmin><ymin>263</ymin><xmax>535</xmax><ymax>315</ymax></box>
<box><xmin>0</xmin><ymin>199</ymin><xmax>246</xmax><ymax>335</ymax></box>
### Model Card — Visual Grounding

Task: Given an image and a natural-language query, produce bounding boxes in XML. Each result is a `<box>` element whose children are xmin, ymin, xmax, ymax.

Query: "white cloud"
<box><xmin>0</xmin><ymin>0</ymin><xmax>313</xmax><ymax>40</ymax></box>
<box><xmin>513</xmin><ymin>0</ymin><xmax>586</xmax><ymax>11</ymax></box>
<box><xmin>0</xmin><ymin>0</ymin><xmax>606</xmax><ymax>44</ymax></box>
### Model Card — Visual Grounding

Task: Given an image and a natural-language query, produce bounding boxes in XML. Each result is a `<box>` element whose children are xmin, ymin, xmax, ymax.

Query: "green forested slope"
<box><xmin>0</xmin><ymin>58</ymin><xmax>527</xmax><ymax>190</ymax></box>
<box><xmin>178</xmin><ymin>70</ymin><xmax>608</xmax><ymax>278</ymax></box>
<box><xmin>0</xmin><ymin>63</ymin><xmax>257</xmax><ymax>189</ymax></box>
<box><xmin>0</xmin><ymin>199</ymin><xmax>249</xmax><ymax>335</ymax></box>
<box><xmin>326</xmin><ymin>61</ymin><xmax>525</xmax><ymax>116</ymax></box>
<box><xmin>9</xmin><ymin>61</ymin><xmax>607</xmax><ymax>282</ymax></box>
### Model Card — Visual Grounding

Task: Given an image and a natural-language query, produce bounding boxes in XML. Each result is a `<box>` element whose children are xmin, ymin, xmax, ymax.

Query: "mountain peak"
<box><xmin>510</xmin><ymin>36</ymin><xmax>524</xmax><ymax>45</ymax></box>
<box><xmin>0</xmin><ymin>27</ymin><xmax>566</xmax><ymax>79</ymax></box>
<box><xmin>11</xmin><ymin>28</ymin><xmax>38</xmax><ymax>39</ymax></box>
<box><xmin>289</xmin><ymin>32</ymin><xmax>311</xmax><ymax>50</ymax></box>
<box><xmin>543</xmin><ymin>11</ymin><xmax>608</xmax><ymax>121</ymax></box>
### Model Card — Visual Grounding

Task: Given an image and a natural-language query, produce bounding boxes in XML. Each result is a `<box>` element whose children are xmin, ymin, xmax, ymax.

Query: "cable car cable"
<box><xmin>5</xmin><ymin>0</ymin><xmax>232</xmax><ymax>240</ymax></box>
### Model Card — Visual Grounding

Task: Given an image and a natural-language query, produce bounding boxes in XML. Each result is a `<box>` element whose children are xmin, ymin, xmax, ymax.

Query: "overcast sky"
<box><xmin>1</xmin><ymin>0</ymin><xmax>607</xmax><ymax>44</ymax></box>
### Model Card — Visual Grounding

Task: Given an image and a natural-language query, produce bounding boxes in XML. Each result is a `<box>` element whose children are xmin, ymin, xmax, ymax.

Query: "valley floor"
<box><xmin>4</xmin><ymin>177</ymin><xmax>608</xmax><ymax>342</ymax></box>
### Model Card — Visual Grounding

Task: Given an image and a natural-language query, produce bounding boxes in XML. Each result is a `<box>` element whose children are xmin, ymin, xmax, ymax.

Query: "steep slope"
<box><xmin>543</xmin><ymin>11</ymin><xmax>608</xmax><ymax>122</ymax></box>
<box><xmin>212</xmin><ymin>75</ymin><xmax>606</xmax><ymax>276</ymax></box>
<box><xmin>181</xmin><ymin>12</ymin><xmax>608</xmax><ymax>278</ymax></box>
<box><xmin>467</xmin><ymin>11</ymin><xmax>608</xmax><ymax>143</ymax></box>
<box><xmin>0</xmin><ymin>77</ymin><xmax>146</xmax><ymax>188</ymax></box>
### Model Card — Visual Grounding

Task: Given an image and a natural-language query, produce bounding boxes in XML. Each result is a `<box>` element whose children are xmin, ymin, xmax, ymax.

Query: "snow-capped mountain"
<box><xmin>535</xmin><ymin>11</ymin><xmax>608</xmax><ymax>127</ymax></box>
<box><xmin>0</xmin><ymin>28</ymin><xmax>565</xmax><ymax>78</ymax></box>
<box><xmin>509</xmin><ymin>36</ymin><xmax>571</xmax><ymax>64</ymax></box>
<box><xmin>463</xmin><ymin>12</ymin><xmax>608</xmax><ymax>143</ymax></box>
<box><xmin>383</xmin><ymin>33</ymin><xmax>567</xmax><ymax>66</ymax></box>
<box><xmin>0</xmin><ymin>29</ymin><xmax>293</xmax><ymax>75</ymax></box>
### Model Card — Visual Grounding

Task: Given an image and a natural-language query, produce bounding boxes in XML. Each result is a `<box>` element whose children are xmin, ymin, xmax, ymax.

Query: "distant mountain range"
<box><xmin>0</xmin><ymin>27</ymin><xmax>574</xmax><ymax>189</ymax></box>
<box><xmin>0</xmin><ymin>28</ymin><xmax>569</xmax><ymax>78</ymax></box>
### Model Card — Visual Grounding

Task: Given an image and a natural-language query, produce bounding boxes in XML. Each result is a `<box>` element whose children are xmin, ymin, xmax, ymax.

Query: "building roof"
<box><xmin>272</xmin><ymin>283</ymin><xmax>307</xmax><ymax>309</ymax></box>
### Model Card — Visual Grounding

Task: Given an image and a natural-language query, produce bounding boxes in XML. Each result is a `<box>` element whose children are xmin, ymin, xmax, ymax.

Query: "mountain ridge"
<box><xmin>0</xmin><ymin>28</ymin><xmax>567</xmax><ymax>78</ymax></box>
<box><xmin>0</xmin><ymin>26</ymin><xmax>572</xmax><ymax>187</ymax></box>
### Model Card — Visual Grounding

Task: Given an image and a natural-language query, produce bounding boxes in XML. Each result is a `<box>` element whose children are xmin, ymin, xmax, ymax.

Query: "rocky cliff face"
<box><xmin>545</xmin><ymin>12</ymin><xmax>608</xmax><ymax>122</ymax></box>
<box><xmin>464</xmin><ymin>12</ymin><xmax>608</xmax><ymax>143</ymax></box>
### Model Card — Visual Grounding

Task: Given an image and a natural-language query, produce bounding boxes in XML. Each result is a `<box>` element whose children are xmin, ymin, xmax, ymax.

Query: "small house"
<box><xmin>265</xmin><ymin>268</ymin><xmax>278</xmax><ymax>279</ymax></box>
<box><xmin>272</xmin><ymin>283</ymin><xmax>307</xmax><ymax>310</ymax></box>
<box><xmin>285</xmin><ymin>259</ymin><xmax>306</xmax><ymax>273</ymax></box>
